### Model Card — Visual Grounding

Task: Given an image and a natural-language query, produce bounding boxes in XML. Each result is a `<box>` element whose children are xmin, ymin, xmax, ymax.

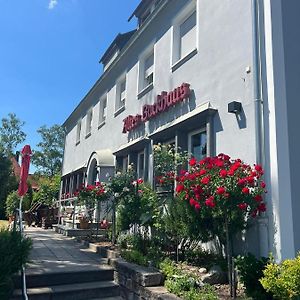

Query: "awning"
<box><xmin>148</xmin><ymin>102</ymin><xmax>217</xmax><ymax>140</ymax></box>
<box><xmin>62</xmin><ymin>162</ymin><xmax>87</xmax><ymax>177</ymax></box>
<box><xmin>113</xmin><ymin>137</ymin><xmax>150</xmax><ymax>156</ymax></box>
<box><xmin>91</xmin><ymin>149</ymin><xmax>115</xmax><ymax>167</ymax></box>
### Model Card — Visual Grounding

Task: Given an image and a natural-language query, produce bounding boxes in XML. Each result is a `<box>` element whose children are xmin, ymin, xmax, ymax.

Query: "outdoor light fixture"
<box><xmin>228</xmin><ymin>101</ymin><xmax>242</xmax><ymax>114</ymax></box>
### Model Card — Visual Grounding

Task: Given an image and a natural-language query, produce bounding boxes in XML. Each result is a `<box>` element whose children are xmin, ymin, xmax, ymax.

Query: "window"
<box><xmin>179</xmin><ymin>11</ymin><xmax>196</xmax><ymax>59</ymax></box>
<box><xmin>188</xmin><ymin>129</ymin><xmax>207</xmax><ymax>162</ymax></box>
<box><xmin>143</xmin><ymin>51</ymin><xmax>154</xmax><ymax>88</ymax></box>
<box><xmin>99</xmin><ymin>96</ymin><xmax>107</xmax><ymax>125</ymax></box>
<box><xmin>86</xmin><ymin>108</ymin><xmax>93</xmax><ymax>137</ymax></box>
<box><xmin>172</xmin><ymin>3</ymin><xmax>197</xmax><ymax>69</ymax></box>
<box><xmin>137</xmin><ymin>151</ymin><xmax>145</xmax><ymax>179</ymax></box>
<box><xmin>138</xmin><ymin>47</ymin><xmax>154</xmax><ymax>97</ymax></box>
<box><xmin>122</xmin><ymin>156</ymin><xmax>128</xmax><ymax>172</ymax></box>
<box><xmin>116</xmin><ymin>78</ymin><xmax>126</xmax><ymax>113</ymax></box>
<box><xmin>76</xmin><ymin>119</ymin><xmax>81</xmax><ymax>144</ymax></box>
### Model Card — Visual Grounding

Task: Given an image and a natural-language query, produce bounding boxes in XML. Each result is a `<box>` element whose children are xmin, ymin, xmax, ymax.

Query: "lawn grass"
<box><xmin>0</xmin><ymin>220</ymin><xmax>9</xmax><ymax>229</ymax></box>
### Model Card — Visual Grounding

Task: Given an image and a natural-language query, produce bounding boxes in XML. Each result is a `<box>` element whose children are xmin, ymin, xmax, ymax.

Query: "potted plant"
<box><xmin>5</xmin><ymin>191</ymin><xmax>20</xmax><ymax>223</ymax></box>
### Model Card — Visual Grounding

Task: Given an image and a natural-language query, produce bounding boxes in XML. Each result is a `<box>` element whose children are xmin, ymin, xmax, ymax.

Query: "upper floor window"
<box><xmin>115</xmin><ymin>77</ymin><xmax>126</xmax><ymax>114</ymax></box>
<box><xmin>138</xmin><ymin>47</ymin><xmax>154</xmax><ymax>97</ymax></box>
<box><xmin>76</xmin><ymin>119</ymin><xmax>81</xmax><ymax>145</ymax></box>
<box><xmin>99</xmin><ymin>96</ymin><xmax>107</xmax><ymax>126</ymax></box>
<box><xmin>172</xmin><ymin>3</ymin><xmax>197</xmax><ymax>69</ymax></box>
<box><xmin>144</xmin><ymin>51</ymin><xmax>154</xmax><ymax>88</ymax></box>
<box><xmin>86</xmin><ymin>108</ymin><xmax>93</xmax><ymax>137</ymax></box>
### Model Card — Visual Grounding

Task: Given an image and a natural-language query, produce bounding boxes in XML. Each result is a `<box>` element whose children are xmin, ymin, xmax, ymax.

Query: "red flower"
<box><xmin>137</xmin><ymin>178</ymin><xmax>144</xmax><ymax>184</ymax></box>
<box><xmin>189</xmin><ymin>198</ymin><xmax>196</xmax><ymax>206</ymax></box>
<box><xmin>205</xmin><ymin>196</ymin><xmax>216</xmax><ymax>207</ymax></box>
<box><xmin>228</xmin><ymin>169</ymin><xmax>235</xmax><ymax>176</ymax></box>
<box><xmin>194</xmin><ymin>203</ymin><xmax>201</xmax><ymax>211</ymax></box>
<box><xmin>242</xmin><ymin>187</ymin><xmax>250</xmax><ymax>194</ymax></box>
<box><xmin>238</xmin><ymin>203</ymin><xmax>248</xmax><ymax>210</ymax></box>
<box><xmin>246</xmin><ymin>176</ymin><xmax>255</xmax><ymax>185</ymax></box>
<box><xmin>176</xmin><ymin>184</ymin><xmax>185</xmax><ymax>193</ymax></box>
<box><xmin>201</xmin><ymin>176</ymin><xmax>210</xmax><ymax>185</ymax></box>
<box><xmin>261</xmin><ymin>182</ymin><xmax>266</xmax><ymax>188</ymax></box>
<box><xmin>189</xmin><ymin>157</ymin><xmax>197</xmax><ymax>166</ymax></box>
<box><xmin>216</xmin><ymin>187</ymin><xmax>226</xmax><ymax>195</ymax></box>
<box><xmin>237</xmin><ymin>178</ymin><xmax>246</xmax><ymax>186</ymax></box>
<box><xmin>214</xmin><ymin>159</ymin><xmax>224</xmax><ymax>168</ymax></box>
<box><xmin>199</xmin><ymin>169</ymin><xmax>207</xmax><ymax>176</ymax></box>
<box><xmin>219</xmin><ymin>170</ymin><xmax>227</xmax><ymax>178</ymax></box>
<box><xmin>255</xmin><ymin>164</ymin><xmax>263</xmax><ymax>172</ymax></box>
<box><xmin>254</xmin><ymin>195</ymin><xmax>263</xmax><ymax>202</ymax></box>
<box><xmin>258</xmin><ymin>203</ymin><xmax>266</xmax><ymax>212</ymax></box>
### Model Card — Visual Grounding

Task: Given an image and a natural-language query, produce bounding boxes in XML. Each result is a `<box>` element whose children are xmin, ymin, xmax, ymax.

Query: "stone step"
<box><xmin>88</xmin><ymin>297</ymin><xmax>123</xmax><ymax>300</ymax></box>
<box><xmin>12</xmin><ymin>280</ymin><xmax>120</xmax><ymax>300</ymax></box>
<box><xmin>13</xmin><ymin>268</ymin><xmax>114</xmax><ymax>289</ymax></box>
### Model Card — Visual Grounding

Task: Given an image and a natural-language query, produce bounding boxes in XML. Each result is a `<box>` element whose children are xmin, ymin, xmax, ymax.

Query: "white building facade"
<box><xmin>61</xmin><ymin>0</ymin><xmax>300</xmax><ymax>261</ymax></box>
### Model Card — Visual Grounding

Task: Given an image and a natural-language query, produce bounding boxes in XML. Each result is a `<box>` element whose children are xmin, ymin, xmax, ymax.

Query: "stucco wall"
<box><xmin>62</xmin><ymin>0</ymin><xmax>256</xmax><ymax>176</ymax></box>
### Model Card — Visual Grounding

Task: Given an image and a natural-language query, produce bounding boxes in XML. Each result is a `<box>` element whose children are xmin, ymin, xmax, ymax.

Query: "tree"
<box><xmin>0</xmin><ymin>113</ymin><xmax>26</xmax><ymax>155</ymax></box>
<box><xmin>0</xmin><ymin>154</ymin><xmax>18</xmax><ymax>219</ymax></box>
<box><xmin>32</xmin><ymin>175</ymin><xmax>61</xmax><ymax>206</ymax></box>
<box><xmin>32</xmin><ymin>125</ymin><xmax>65</xmax><ymax>176</ymax></box>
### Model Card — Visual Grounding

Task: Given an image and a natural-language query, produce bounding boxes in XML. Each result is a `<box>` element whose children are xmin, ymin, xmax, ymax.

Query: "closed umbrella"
<box><xmin>18</xmin><ymin>144</ymin><xmax>31</xmax><ymax>300</ymax></box>
<box><xmin>18</xmin><ymin>145</ymin><xmax>32</xmax><ymax>197</ymax></box>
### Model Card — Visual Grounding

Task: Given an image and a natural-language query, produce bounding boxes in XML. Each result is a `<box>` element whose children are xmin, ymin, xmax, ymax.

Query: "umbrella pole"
<box><xmin>19</xmin><ymin>196</ymin><xmax>28</xmax><ymax>300</ymax></box>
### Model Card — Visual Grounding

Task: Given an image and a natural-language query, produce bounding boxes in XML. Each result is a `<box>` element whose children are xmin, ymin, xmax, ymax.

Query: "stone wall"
<box><xmin>110</xmin><ymin>258</ymin><xmax>181</xmax><ymax>300</ymax></box>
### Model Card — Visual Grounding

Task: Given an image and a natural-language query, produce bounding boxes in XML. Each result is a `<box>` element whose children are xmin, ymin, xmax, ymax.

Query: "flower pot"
<box><xmin>79</xmin><ymin>218</ymin><xmax>89</xmax><ymax>229</ymax></box>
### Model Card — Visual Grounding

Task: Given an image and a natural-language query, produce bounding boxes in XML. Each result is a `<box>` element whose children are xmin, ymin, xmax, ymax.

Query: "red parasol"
<box><xmin>18</xmin><ymin>145</ymin><xmax>32</xmax><ymax>197</ymax></box>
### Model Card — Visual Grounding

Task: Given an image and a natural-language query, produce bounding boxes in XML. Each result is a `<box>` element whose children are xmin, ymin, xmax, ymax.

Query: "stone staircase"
<box><xmin>11</xmin><ymin>264</ymin><xmax>121</xmax><ymax>300</ymax></box>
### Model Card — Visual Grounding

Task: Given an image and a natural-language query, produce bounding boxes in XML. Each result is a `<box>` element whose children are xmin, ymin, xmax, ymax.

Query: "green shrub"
<box><xmin>183</xmin><ymin>285</ymin><xmax>218</xmax><ymax>300</ymax></box>
<box><xmin>165</xmin><ymin>274</ymin><xmax>197</xmax><ymax>296</ymax></box>
<box><xmin>235</xmin><ymin>253</ymin><xmax>273</xmax><ymax>300</ymax></box>
<box><xmin>120</xmin><ymin>249</ymin><xmax>148</xmax><ymax>267</ymax></box>
<box><xmin>185</xmin><ymin>248</ymin><xmax>227</xmax><ymax>271</ymax></box>
<box><xmin>0</xmin><ymin>229</ymin><xmax>32</xmax><ymax>299</ymax></box>
<box><xmin>260</xmin><ymin>253</ymin><xmax>300</xmax><ymax>300</ymax></box>
<box><xmin>159</xmin><ymin>258</ymin><xmax>182</xmax><ymax>278</ymax></box>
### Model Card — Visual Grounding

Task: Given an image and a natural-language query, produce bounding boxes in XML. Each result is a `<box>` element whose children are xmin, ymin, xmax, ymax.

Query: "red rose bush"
<box><xmin>176</xmin><ymin>153</ymin><xmax>267</xmax><ymax>233</ymax></box>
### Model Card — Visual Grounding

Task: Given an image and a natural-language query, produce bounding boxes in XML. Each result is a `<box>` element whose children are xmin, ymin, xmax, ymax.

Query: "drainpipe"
<box><xmin>252</xmin><ymin>0</ymin><xmax>268</xmax><ymax>257</ymax></box>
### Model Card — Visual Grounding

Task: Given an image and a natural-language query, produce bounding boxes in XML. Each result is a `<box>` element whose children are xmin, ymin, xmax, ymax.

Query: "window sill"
<box><xmin>85</xmin><ymin>132</ymin><xmax>91</xmax><ymax>139</ymax></box>
<box><xmin>75</xmin><ymin>140</ymin><xmax>80</xmax><ymax>146</ymax></box>
<box><xmin>171</xmin><ymin>48</ymin><xmax>198</xmax><ymax>72</ymax></box>
<box><xmin>114</xmin><ymin>105</ymin><xmax>125</xmax><ymax>117</ymax></box>
<box><xmin>137</xmin><ymin>83</ymin><xmax>154</xmax><ymax>99</ymax></box>
<box><xmin>98</xmin><ymin>121</ymin><xmax>106</xmax><ymax>129</ymax></box>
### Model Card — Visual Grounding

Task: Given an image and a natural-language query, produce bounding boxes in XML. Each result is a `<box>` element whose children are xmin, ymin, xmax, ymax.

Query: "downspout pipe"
<box><xmin>252</xmin><ymin>0</ymin><xmax>269</xmax><ymax>258</ymax></box>
<box><xmin>252</xmin><ymin>0</ymin><xmax>264</xmax><ymax>166</ymax></box>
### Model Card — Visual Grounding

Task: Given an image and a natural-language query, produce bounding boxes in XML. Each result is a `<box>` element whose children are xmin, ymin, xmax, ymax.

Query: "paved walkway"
<box><xmin>24</xmin><ymin>227</ymin><xmax>109</xmax><ymax>275</ymax></box>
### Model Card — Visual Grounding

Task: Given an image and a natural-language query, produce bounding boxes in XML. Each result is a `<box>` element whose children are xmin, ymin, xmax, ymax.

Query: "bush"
<box><xmin>160</xmin><ymin>258</ymin><xmax>218</xmax><ymax>300</ymax></box>
<box><xmin>235</xmin><ymin>253</ymin><xmax>272</xmax><ymax>300</ymax></box>
<box><xmin>120</xmin><ymin>249</ymin><xmax>148</xmax><ymax>267</ymax></box>
<box><xmin>0</xmin><ymin>229</ymin><xmax>32</xmax><ymax>299</ymax></box>
<box><xmin>185</xmin><ymin>248</ymin><xmax>227</xmax><ymax>271</ymax></box>
<box><xmin>260</xmin><ymin>253</ymin><xmax>300</xmax><ymax>300</ymax></box>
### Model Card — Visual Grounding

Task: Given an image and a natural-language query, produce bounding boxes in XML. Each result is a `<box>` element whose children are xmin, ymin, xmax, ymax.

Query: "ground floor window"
<box><xmin>122</xmin><ymin>156</ymin><xmax>128</xmax><ymax>172</ymax></box>
<box><xmin>188</xmin><ymin>129</ymin><xmax>207</xmax><ymax>161</ymax></box>
<box><xmin>137</xmin><ymin>151</ymin><xmax>145</xmax><ymax>179</ymax></box>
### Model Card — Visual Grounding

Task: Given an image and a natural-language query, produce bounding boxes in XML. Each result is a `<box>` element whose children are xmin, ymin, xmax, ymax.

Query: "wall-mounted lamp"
<box><xmin>228</xmin><ymin>101</ymin><xmax>242</xmax><ymax>114</ymax></box>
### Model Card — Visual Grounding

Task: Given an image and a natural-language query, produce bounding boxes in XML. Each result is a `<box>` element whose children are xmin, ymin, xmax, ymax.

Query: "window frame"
<box><xmin>137</xmin><ymin>150</ymin><xmax>145</xmax><ymax>179</ymax></box>
<box><xmin>188</xmin><ymin>128</ymin><xmax>207</xmax><ymax>161</ymax></box>
<box><xmin>171</xmin><ymin>1</ymin><xmax>198</xmax><ymax>72</ymax></box>
<box><xmin>76</xmin><ymin>118</ymin><xmax>82</xmax><ymax>145</ymax></box>
<box><xmin>137</xmin><ymin>43</ymin><xmax>155</xmax><ymax>98</ymax></box>
<box><xmin>85</xmin><ymin>108</ymin><xmax>93</xmax><ymax>138</ymax></box>
<box><xmin>115</xmin><ymin>75</ymin><xmax>127</xmax><ymax>116</ymax></box>
<box><xmin>98</xmin><ymin>95</ymin><xmax>107</xmax><ymax>128</ymax></box>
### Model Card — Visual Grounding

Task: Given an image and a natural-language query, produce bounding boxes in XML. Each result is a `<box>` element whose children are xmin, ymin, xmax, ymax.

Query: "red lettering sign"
<box><xmin>122</xmin><ymin>83</ymin><xmax>190</xmax><ymax>133</ymax></box>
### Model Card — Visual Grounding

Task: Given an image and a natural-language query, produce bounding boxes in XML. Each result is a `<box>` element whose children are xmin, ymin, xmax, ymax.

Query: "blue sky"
<box><xmin>0</xmin><ymin>0</ymin><xmax>140</xmax><ymax>163</ymax></box>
